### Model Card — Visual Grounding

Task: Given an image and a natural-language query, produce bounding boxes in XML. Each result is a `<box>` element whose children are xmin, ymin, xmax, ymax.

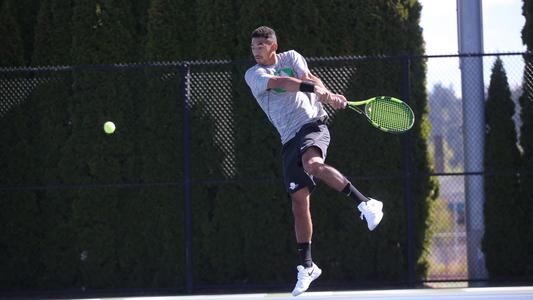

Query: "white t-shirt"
<box><xmin>245</xmin><ymin>50</ymin><xmax>327</xmax><ymax>144</ymax></box>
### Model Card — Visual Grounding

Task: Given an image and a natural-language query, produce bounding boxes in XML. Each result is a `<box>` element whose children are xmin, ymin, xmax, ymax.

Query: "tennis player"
<box><xmin>244</xmin><ymin>26</ymin><xmax>384</xmax><ymax>296</ymax></box>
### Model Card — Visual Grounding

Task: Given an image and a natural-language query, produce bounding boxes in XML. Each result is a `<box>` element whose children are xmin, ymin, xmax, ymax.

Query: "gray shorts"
<box><xmin>281</xmin><ymin>119</ymin><xmax>331</xmax><ymax>195</ymax></box>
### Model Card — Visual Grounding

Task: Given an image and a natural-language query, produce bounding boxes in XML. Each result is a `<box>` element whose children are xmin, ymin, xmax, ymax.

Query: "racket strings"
<box><xmin>366</xmin><ymin>100</ymin><xmax>413</xmax><ymax>132</ymax></box>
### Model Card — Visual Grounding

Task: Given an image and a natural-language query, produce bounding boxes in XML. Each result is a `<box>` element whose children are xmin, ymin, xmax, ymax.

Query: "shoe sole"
<box><xmin>291</xmin><ymin>268</ymin><xmax>322</xmax><ymax>296</ymax></box>
<box><xmin>368</xmin><ymin>211</ymin><xmax>383</xmax><ymax>231</ymax></box>
<box><xmin>367</xmin><ymin>200</ymin><xmax>384</xmax><ymax>231</ymax></box>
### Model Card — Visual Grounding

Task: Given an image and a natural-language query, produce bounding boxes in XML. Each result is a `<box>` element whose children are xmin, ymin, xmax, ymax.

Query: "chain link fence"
<box><xmin>0</xmin><ymin>52</ymin><xmax>530</xmax><ymax>297</ymax></box>
<box><xmin>425</xmin><ymin>53</ymin><xmax>527</xmax><ymax>285</ymax></box>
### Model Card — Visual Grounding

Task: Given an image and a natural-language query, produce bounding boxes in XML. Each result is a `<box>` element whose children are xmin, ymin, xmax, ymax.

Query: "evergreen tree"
<box><xmin>143</xmin><ymin>0</ymin><xmax>228</xmax><ymax>288</ymax></box>
<box><xmin>314</xmin><ymin>0</ymin><xmax>359</xmax><ymax>56</ymax></box>
<box><xmin>130</xmin><ymin>0</ymin><xmax>151</xmax><ymax>43</ymax></box>
<box><xmin>198</xmin><ymin>0</ymin><xmax>300</xmax><ymax>285</ymax></box>
<box><xmin>32</xmin><ymin>0</ymin><xmax>73</xmax><ymax>65</ymax></box>
<box><xmin>60</xmin><ymin>0</ymin><xmax>144</xmax><ymax>288</ymax></box>
<box><xmin>0</xmin><ymin>101</ymin><xmax>44</xmax><ymax>289</ymax></box>
<box><xmin>145</xmin><ymin>0</ymin><xmax>196</xmax><ymax>61</ymax></box>
<box><xmin>0</xmin><ymin>0</ymin><xmax>41</xmax><ymax>64</ymax></box>
<box><xmin>482</xmin><ymin>57</ymin><xmax>522</xmax><ymax>279</ymax></box>
<box><xmin>140</xmin><ymin>1</ymin><xmax>190</xmax><ymax>285</ymax></box>
<box><xmin>25</xmin><ymin>0</ymin><xmax>79</xmax><ymax>288</ymax></box>
<box><xmin>210</xmin><ymin>0</ymin><xmax>436</xmax><ymax>285</ymax></box>
<box><xmin>196</xmin><ymin>61</ymin><xmax>295</xmax><ymax>285</ymax></box>
<box><xmin>404</xmin><ymin>1</ymin><xmax>438</xmax><ymax>279</ymax></box>
<box><xmin>313</xmin><ymin>0</ymin><xmax>437</xmax><ymax>281</ymax></box>
<box><xmin>522</xmin><ymin>0</ymin><xmax>533</xmax><ymax>48</ymax></box>
<box><xmin>185</xmin><ymin>0</ymin><xmax>294</xmax><ymax>285</ymax></box>
<box><xmin>0</xmin><ymin>0</ymin><xmax>439</xmax><ymax>290</ymax></box>
<box><xmin>195</xmin><ymin>0</ymin><xmax>238</xmax><ymax>59</ymax></box>
<box><xmin>518</xmin><ymin>0</ymin><xmax>533</xmax><ymax>277</ymax></box>
<box><xmin>0</xmin><ymin>0</ymin><xmax>44</xmax><ymax>290</ymax></box>
<box><xmin>0</xmin><ymin>0</ymin><xmax>25</xmax><ymax>66</ymax></box>
<box><xmin>284</xmin><ymin>0</ymin><xmax>327</xmax><ymax>55</ymax></box>
<box><xmin>12</xmin><ymin>0</ymin><xmax>41</xmax><ymax>63</ymax></box>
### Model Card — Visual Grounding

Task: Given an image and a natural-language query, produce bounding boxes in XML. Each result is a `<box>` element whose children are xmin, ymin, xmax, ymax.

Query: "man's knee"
<box><xmin>291</xmin><ymin>190</ymin><xmax>310</xmax><ymax>216</ymax></box>
<box><xmin>303</xmin><ymin>160</ymin><xmax>323</xmax><ymax>177</ymax></box>
<box><xmin>301</xmin><ymin>147</ymin><xmax>324</xmax><ymax>176</ymax></box>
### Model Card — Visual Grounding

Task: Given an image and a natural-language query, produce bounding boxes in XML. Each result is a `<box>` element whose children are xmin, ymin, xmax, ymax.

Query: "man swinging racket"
<box><xmin>244</xmin><ymin>26</ymin><xmax>384</xmax><ymax>296</ymax></box>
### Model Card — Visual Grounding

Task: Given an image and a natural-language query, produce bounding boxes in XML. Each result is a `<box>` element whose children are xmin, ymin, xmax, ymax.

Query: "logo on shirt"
<box><xmin>289</xmin><ymin>182</ymin><xmax>299</xmax><ymax>191</ymax></box>
<box><xmin>272</xmin><ymin>67</ymin><xmax>296</xmax><ymax>93</ymax></box>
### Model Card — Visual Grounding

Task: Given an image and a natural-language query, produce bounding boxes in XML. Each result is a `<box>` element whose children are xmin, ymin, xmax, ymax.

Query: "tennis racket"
<box><xmin>347</xmin><ymin>96</ymin><xmax>414</xmax><ymax>134</ymax></box>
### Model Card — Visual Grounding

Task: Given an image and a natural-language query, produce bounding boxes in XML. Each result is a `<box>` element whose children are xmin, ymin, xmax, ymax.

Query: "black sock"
<box><xmin>342</xmin><ymin>182</ymin><xmax>369</xmax><ymax>203</ymax></box>
<box><xmin>297</xmin><ymin>242</ymin><xmax>313</xmax><ymax>268</ymax></box>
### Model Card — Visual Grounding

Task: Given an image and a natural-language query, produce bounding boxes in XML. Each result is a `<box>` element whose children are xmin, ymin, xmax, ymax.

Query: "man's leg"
<box><xmin>301</xmin><ymin>146</ymin><xmax>384</xmax><ymax>231</ymax></box>
<box><xmin>301</xmin><ymin>147</ymin><xmax>366</xmax><ymax>201</ymax></box>
<box><xmin>291</xmin><ymin>187</ymin><xmax>313</xmax><ymax>246</ymax></box>
<box><xmin>290</xmin><ymin>187</ymin><xmax>322</xmax><ymax>296</ymax></box>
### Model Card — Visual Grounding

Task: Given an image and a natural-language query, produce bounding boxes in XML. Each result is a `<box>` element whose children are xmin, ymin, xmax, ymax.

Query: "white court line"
<box><xmin>292</xmin><ymin>288</ymin><xmax>533</xmax><ymax>299</ymax></box>
<box><xmin>104</xmin><ymin>294</ymin><xmax>268</xmax><ymax>300</ymax></box>
<box><xmin>461</xmin><ymin>286</ymin><xmax>533</xmax><ymax>293</ymax></box>
<box><xmin>96</xmin><ymin>286</ymin><xmax>533</xmax><ymax>300</ymax></box>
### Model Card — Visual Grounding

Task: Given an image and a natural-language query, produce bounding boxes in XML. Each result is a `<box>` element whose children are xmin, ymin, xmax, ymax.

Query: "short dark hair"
<box><xmin>251</xmin><ymin>26</ymin><xmax>277</xmax><ymax>43</ymax></box>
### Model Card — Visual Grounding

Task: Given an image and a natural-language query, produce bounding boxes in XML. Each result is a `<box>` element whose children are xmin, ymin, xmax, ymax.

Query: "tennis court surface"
<box><xmin>82</xmin><ymin>286</ymin><xmax>533</xmax><ymax>300</ymax></box>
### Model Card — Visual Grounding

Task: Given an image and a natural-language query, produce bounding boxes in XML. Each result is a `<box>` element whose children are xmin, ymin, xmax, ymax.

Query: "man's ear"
<box><xmin>271</xmin><ymin>42</ymin><xmax>278</xmax><ymax>52</ymax></box>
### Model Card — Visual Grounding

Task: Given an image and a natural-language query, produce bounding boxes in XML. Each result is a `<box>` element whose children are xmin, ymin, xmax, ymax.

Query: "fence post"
<box><xmin>401</xmin><ymin>56</ymin><xmax>415</xmax><ymax>288</ymax></box>
<box><xmin>457</xmin><ymin>0</ymin><xmax>488</xmax><ymax>285</ymax></box>
<box><xmin>180</xmin><ymin>63</ymin><xmax>193</xmax><ymax>294</ymax></box>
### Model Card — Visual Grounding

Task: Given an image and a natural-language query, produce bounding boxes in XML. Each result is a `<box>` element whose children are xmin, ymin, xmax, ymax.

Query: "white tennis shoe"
<box><xmin>291</xmin><ymin>263</ymin><xmax>322</xmax><ymax>296</ymax></box>
<box><xmin>357</xmin><ymin>198</ymin><xmax>384</xmax><ymax>231</ymax></box>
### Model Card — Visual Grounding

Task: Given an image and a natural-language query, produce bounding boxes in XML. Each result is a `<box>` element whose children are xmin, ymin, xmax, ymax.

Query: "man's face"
<box><xmin>251</xmin><ymin>37</ymin><xmax>277</xmax><ymax>65</ymax></box>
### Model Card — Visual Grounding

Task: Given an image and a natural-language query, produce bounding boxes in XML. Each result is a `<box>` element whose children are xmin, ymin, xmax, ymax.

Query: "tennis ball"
<box><xmin>103</xmin><ymin>121</ymin><xmax>116</xmax><ymax>134</ymax></box>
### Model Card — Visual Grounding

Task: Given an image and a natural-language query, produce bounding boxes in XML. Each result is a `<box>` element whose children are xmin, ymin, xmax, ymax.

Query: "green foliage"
<box><xmin>429</xmin><ymin>199</ymin><xmax>454</xmax><ymax>234</ymax></box>
<box><xmin>32</xmin><ymin>0</ymin><xmax>73</xmax><ymax>65</ymax></box>
<box><xmin>0</xmin><ymin>0</ymin><xmax>437</xmax><ymax>292</ymax></box>
<box><xmin>0</xmin><ymin>0</ymin><xmax>74</xmax><ymax>285</ymax></box>
<box><xmin>522</xmin><ymin>0</ymin><xmax>533</xmax><ymax>51</ymax></box>
<box><xmin>145</xmin><ymin>0</ymin><xmax>195</xmax><ymax>60</ymax></box>
<box><xmin>195</xmin><ymin>0</ymin><xmax>238</xmax><ymax>59</ymax></box>
<box><xmin>482</xmin><ymin>58</ymin><xmax>523</xmax><ymax>279</ymax></box>
<box><xmin>193</xmin><ymin>62</ymin><xmax>294</xmax><ymax>285</ymax></box>
<box><xmin>10</xmin><ymin>0</ymin><xmax>41</xmax><ymax>63</ymax></box>
<box><xmin>315</xmin><ymin>0</ymin><xmax>436</xmax><ymax>281</ymax></box>
<box><xmin>56</xmin><ymin>0</ymin><xmax>147</xmax><ymax>289</ymax></box>
<box><xmin>71</xmin><ymin>0</ymin><xmax>138</xmax><ymax>65</ymax></box>
<box><xmin>0</xmin><ymin>98</ymin><xmax>46</xmax><ymax>288</ymax></box>
<box><xmin>519</xmin><ymin>0</ymin><xmax>533</xmax><ymax>277</ymax></box>
<box><xmin>0</xmin><ymin>0</ymin><xmax>41</xmax><ymax>64</ymax></box>
<box><xmin>0</xmin><ymin>0</ymin><xmax>25</xmax><ymax>66</ymax></box>
<box><xmin>0</xmin><ymin>191</ymin><xmax>44</xmax><ymax>289</ymax></box>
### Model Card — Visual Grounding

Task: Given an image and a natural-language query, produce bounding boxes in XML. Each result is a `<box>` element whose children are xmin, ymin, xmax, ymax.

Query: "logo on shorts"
<box><xmin>289</xmin><ymin>182</ymin><xmax>298</xmax><ymax>191</ymax></box>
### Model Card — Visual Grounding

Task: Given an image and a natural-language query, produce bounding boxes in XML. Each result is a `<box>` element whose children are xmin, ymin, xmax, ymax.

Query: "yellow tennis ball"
<box><xmin>103</xmin><ymin>121</ymin><xmax>116</xmax><ymax>134</ymax></box>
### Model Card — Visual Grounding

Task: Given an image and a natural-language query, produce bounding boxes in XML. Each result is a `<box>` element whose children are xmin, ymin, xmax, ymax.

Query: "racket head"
<box><xmin>361</xmin><ymin>96</ymin><xmax>415</xmax><ymax>133</ymax></box>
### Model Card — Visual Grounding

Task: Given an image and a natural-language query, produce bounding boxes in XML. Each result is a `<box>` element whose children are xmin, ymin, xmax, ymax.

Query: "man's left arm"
<box><xmin>301</xmin><ymin>71</ymin><xmax>347</xmax><ymax>109</ymax></box>
<box><xmin>301</xmin><ymin>72</ymin><xmax>327</xmax><ymax>90</ymax></box>
<box><xmin>291</xmin><ymin>50</ymin><xmax>346</xmax><ymax>109</ymax></box>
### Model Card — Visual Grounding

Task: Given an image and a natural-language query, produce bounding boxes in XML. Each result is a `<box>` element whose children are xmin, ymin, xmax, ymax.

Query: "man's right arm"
<box><xmin>246</xmin><ymin>66</ymin><xmax>315</xmax><ymax>94</ymax></box>
<box><xmin>246</xmin><ymin>68</ymin><xmax>346</xmax><ymax>109</ymax></box>
<box><xmin>267</xmin><ymin>76</ymin><xmax>347</xmax><ymax>109</ymax></box>
<box><xmin>266</xmin><ymin>76</ymin><xmax>302</xmax><ymax>92</ymax></box>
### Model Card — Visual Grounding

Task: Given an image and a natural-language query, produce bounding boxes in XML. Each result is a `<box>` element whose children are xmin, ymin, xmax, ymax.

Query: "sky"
<box><xmin>419</xmin><ymin>0</ymin><xmax>526</xmax><ymax>93</ymax></box>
